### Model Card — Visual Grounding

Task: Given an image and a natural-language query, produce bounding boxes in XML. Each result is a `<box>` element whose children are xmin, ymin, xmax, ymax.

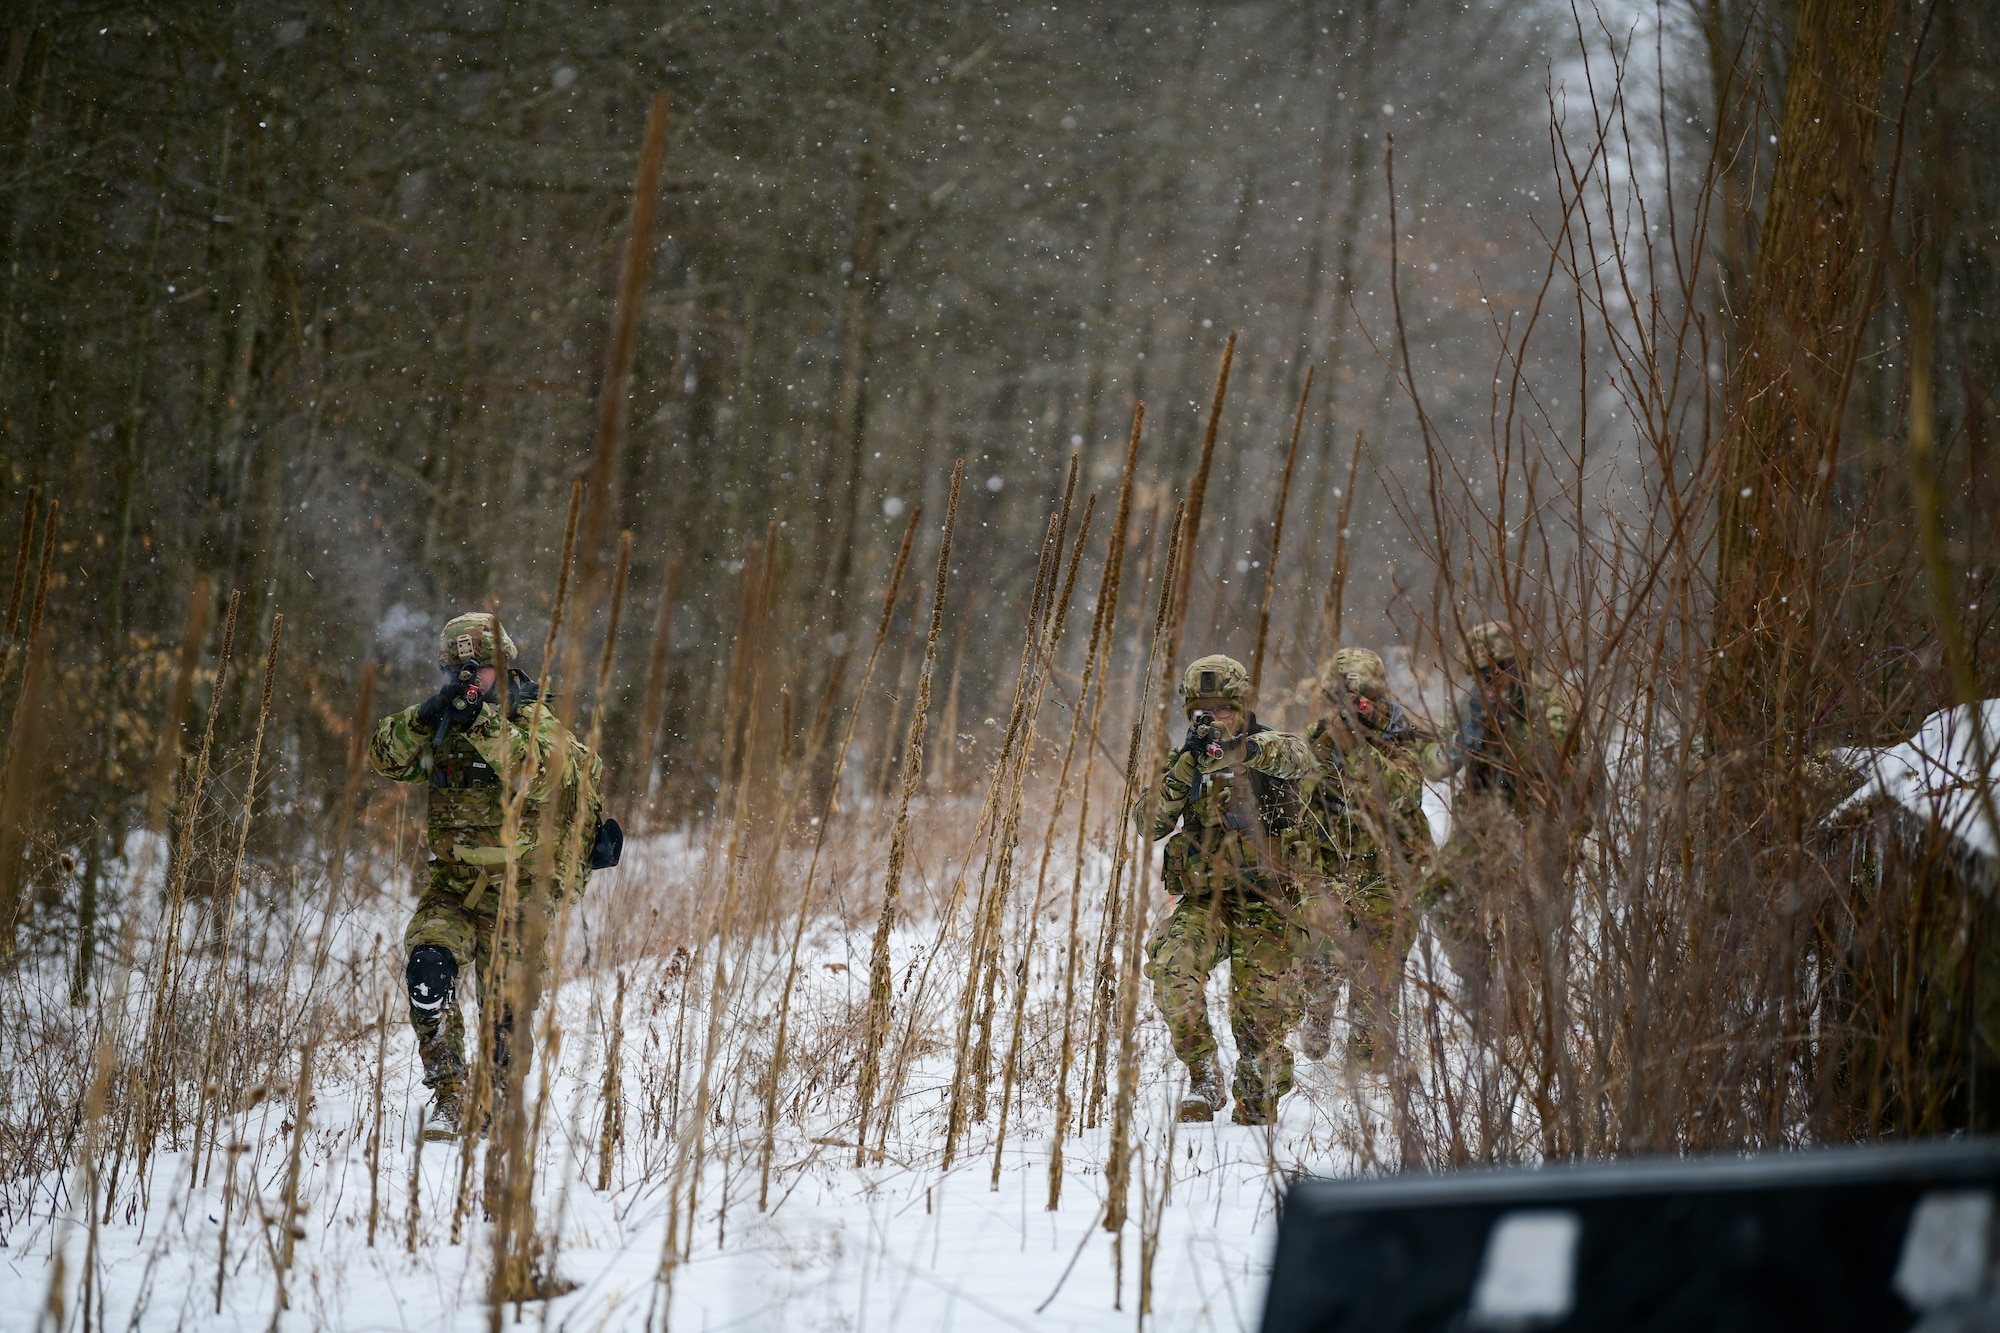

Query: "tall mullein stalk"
<box><xmin>597</xmin><ymin>969</ymin><xmax>628</xmax><ymax>1192</ymax></box>
<box><xmin>1319</xmin><ymin>425</ymin><xmax>1367</xmax><ymax>651</ymax></box>
<box><xmin>1048</xmin><ymin>403</ymin><xmax>1143</xmax><ymax>1208</ymax></box>
<box><xmin>135</xmin><ymin>586</ymin><xmax>239</xmax><ymax>1174</ymax></box>
<box><xmin>870</xmin><ymin>773</ymin><xmax>1006</xmax><ymax>1163</ymax></box>
<box><xmin>634</xmin><ymin>554</ymin><xmax>684</xmax><ymax>820</ymax></box>
<box><xmin>988</xmin><ymin>493</ymin><xmax>1100</xmax><ymax>1187</ymax></box>
<box><xmin>969</xmin><ymin>468</ymin><xmax>1080</xmax><ymax>1104</ymax></box>
<box><xmin>454</xmin><ymin>481</ymin><xmax>580</xmax><ymax>1244</ymax></box>
<box><xmin>493</xmin><ymin>521</ymin><xmax>629</xmax><ymax>1310</ymax></box>
<box><xmin>662</xmin><ymin>537</ymin><xmax>774</xmax><ymax>1295</ymax></box>
<box><xmin>99</xmin><ymin>577</ymin><xmax>210</xmax><ymax>1221</ymax></box>
<box><xmin>1135</xmin><ymin>1086</ymin><xmax>1179</xmax><ymax>1319</ymax></box>
<box><xmin>938</xmin><ymin>616</ymin><xmax>970</xmax><ymax>793</ymax></box>
<box><xmin>366</xmin><ymin>984</ymin><xmax>392</xmax><ymax>1246</ymax></box>
<box><xmin>492</xmin><ymin>93</ymin><xmax>666</xmax><ymax>1297</ymax></box>
<box><xmin>756</xmin><ymin>507</ymin><xmax>919</xmax><ymax>1209</ymax></box>
<box><xmin>1250</xmin><ymin>364</ymin><xmax>1314</xmax><ymax>698</ymax></box>
<box><xmin>304</xmin><ymin>662</ymin><xmax>377</xmax><ymax>987</ymax></box>
<box><xmin>1104</xmin><ymin>502</ymin><xmax>1185</xmax><ymax>1239</ymax></box>
<box><xmin>194</xmin><ymin>612</ymin><xmax>284</xmax><ymax>1186</ymax></box>
<box><xmin>274</xmin><ymin>1042</ymin><xmax>317</xmax><ymax>1305</ymax></box>
<box><xmin>854</xmin><ymin>461</ymin><xmax>964</xmax><ymax>1165</ymax></box>
<box><xmin>940</xmin><ymin>491</ymin><xmax>1068</xmax><ymax>1167</ymax></box>
<box><xmin>546</xmin><ymin>533</ymin><xmax>633</xmax><ymax>1190</ymax></box>
<box><xmin>1086</xmin><ymin>501</ymin><xmax>1168</xmax><ymax>1128</ymax></box>
<box><xmin>1155</xmin><ymin>333</ymin><xmax>1235</xmax><ymax>763</ymax></box>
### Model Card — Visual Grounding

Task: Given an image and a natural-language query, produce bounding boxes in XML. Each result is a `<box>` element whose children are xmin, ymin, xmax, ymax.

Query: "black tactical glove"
<box><xmin>417</xmin><ymin>669</ymin><xmax>490</xmax><ymax>741</ymax></box>
<box><xmin>1183</xmin><ymin>712</ymin><xmax>1224</xmax><ymax>762</ymax></box>
<box><xmin>415</xmin><ymin>684</ymin><xmax>457</xmax><ymax>733</ymax></box>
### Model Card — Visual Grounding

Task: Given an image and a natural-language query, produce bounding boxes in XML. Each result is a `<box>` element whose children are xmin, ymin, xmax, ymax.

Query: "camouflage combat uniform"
<box><xmin>369</xmin><ymin>613</ymin><xmax>600</xmax><ymax>1130</ymax></box>
<box><xmin>1297</xmin><ymin>648</ymin><xmax>1435</xmax><ymax>1063</ymax></box>
<box><xmin>1141</xmin><ymin>655</ymin><xmax>1316</xmax><ymax>1123</ymax></box>
<box><xmin>1415</xmin><ymin>622</ymin><xmax>1571</xmax><ymax>1015</ymax></box>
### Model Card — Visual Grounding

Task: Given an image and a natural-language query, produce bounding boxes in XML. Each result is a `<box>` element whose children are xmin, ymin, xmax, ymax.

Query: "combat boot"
<box><xmin>415</xmin><ymin>1029</ymin><xmax>470</xmax><ymax>1143</ymax></box>
<box><xmin>1176</xmin><ymin>1054</ymin><xmax>1226</xmax><ymax>1123</ymax></box>
<box><xmin>1298</xmin><ymin>989</ymin><xmax>1337</xmax><ymax>1062</ymax></box>
<box><xmin>1230</xmin><ymin>1048</ymin><xmax>1292</xmax><ymax>1125</ymax></box>
<box><xmin>424</xmin><ymin>1084</ymin><xmax>467</xmax><ymax>1142</ymax></box>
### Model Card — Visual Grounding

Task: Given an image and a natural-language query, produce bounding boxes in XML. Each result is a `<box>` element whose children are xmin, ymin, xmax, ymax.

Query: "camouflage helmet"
<box><xmin>1465</xmin><ymin>621</ymin><xmax>1517</xmax><ymax>670</ymax></box>
<box><xmin>1320</xmin><ymin>647</ymin><xmax>1388</xmax><ymax>702</ymax></box>
<box><xmin>1179</xmin><ymin>654</ymin><xmax>1250</xmax><ymax>713</ymax></box>
<box><xmin>438</xmin><ymin>612</ymin><xmax>518</xmax><ymax>668</ymax></box>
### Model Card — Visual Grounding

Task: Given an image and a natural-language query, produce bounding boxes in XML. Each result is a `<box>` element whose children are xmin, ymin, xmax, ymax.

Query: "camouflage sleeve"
<box><xmin>1414</xmin><ymin>700</ymin><xmax>1469</xmax><ymax>780</ymax></box>
<box><xmin>462</xmin><ymin>702</ymin><xmax>563</xmax><ymax>789</ymax></box>
<box><xmin>1383</xmin><ymin>755</ymin><xmax>1435</xmax><ymax>855</ymax></box>
<box><xmin>1540</xmin><ymin>680</ymin><xmax>1571</xmax><ymax>748</ymax></box>
<box><xmin>1143</xmin><ymin>749</ymin><xmax>1199</xmax><ymax>839</ymax></box>
<box><xmin>368</xmin><ymin>706</ymin><xmax>430</xmax><ymax>783</ymax></box>
<box><xmin>1245</xmin><ymin>729</ymin><xmax>1316</xmax><ymax>782</ymax></box>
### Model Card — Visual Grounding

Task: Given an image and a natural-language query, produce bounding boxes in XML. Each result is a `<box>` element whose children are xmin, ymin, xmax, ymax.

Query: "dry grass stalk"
<box><xmin>1250</xmin><ymin>363</ymin><xmax>1313</xmax><ymax>698</ymax></box>
<box><xmin>597</xmin><ymin>969</ymin><xmax>628</xmax><ymax>1192</ymax></box>
<box><xmin>990</xmin><ymin>490</ymin><xmax>1098</xmax><ymax>1186</ymax></box>
<box><xmin>366</xmin><ymin>984</ymin><xmax>391</xmax><ymax>1246</ymax></box>
<box><xmin>1049</xmin><ymin>402</ymin><xmax>1143</xmax><ymax>1208</ymax></box>
<box><xmin>135</xmin><ymin>586</ymin><xmax>240</xmax><ymax>1170</ymax></box>
<box><xmin>1135</xmin><ymin>1089</ymin><xmax>1179</xmax><ymax>1319</ymax></box>
<box><xmin>1154</xmin><ymin>333</ymin><xmax>1235</xmax><ymax>761</ymax></box>
<box><xmin>941</xmin><ymin>479</ymin><xmax>1068</xmax><ymax>1165</ymax></box>
<box><xmin>635</xmin><ymin>552</ymin><xmax>685</xmax><ymax>816</ymax></box>
<box><xmin>275</xmin><ymin>1042</ymin><xmax>316</xmax><ymax>1301</ymax></box>
<box><xmin>493</xmin><ymin>521</ymin><xmax>633</xmax><ymax>1313</ymax></box>
<box><xmin>575</xmin><ymin>92</ymin><xmax>670</xmax><ymax>616</ymax></box>
<box><xmin>855</xmin><ymin>460</ymin><xmax>963</xmax><ymax>1164</ymax></box>
<box><xmin>406</xmin><ymin>1115</ymin><xmax>427</xmax><ymax>1255</ymax></box>
<box><xmin>455</xmin><ymin>483</ymin><xmax>579</xmax><ymax>1246</ymax></box>
<box><xmin>1319</xmin><ymin>425</ymin><xmax>1366</xmax><ymax>651</ymax></box>
<box><xmin>1105</xmin><ymin>500</ymin><xmax>1184</xmax><ymax>1237</ymax></box>
<box><xmin>756</xmin><ymin>504</ymin><xmax>919</xmax><ymax>1208</ymax></box>
<box><xmin>663</xmin><ymin>534</ymin><xmax>776</xmax><ymax>1291</ymax></box>
<box><xmin>939</xmin><ymin>615</ymin><xmax>970</xmax><ymax>793</ymax></box>
<box><xmin>192</xmin><ymin>612</ymin><xmax>285</xmax><ymax>1179</ymax></box>
<box><xmin>143</xmin><ymin>577</ymin><xmax>213</xmax><ymax>828</ymax></box>
<box><xmin>962</xmin><ymin>460</ymin><xmax>1079</xmax><ymax>1133</ymax></box>
<box><xmin>1087</xmin><ymin>496</ymin><xmax>1171</xmax><ymax>1127</ymax></box>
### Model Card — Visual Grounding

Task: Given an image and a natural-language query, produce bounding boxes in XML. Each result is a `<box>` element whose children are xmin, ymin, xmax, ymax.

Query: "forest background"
<box><xmin>3</xmin><ymin>0</ymin><xmax>2000</xmax><ymax>1180</ymax></box>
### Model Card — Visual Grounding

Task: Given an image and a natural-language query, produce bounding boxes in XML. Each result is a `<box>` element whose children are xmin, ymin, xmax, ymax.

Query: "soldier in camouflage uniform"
<box><xmin>370</xmin><ymin>612</ymin><xmax>603</xmax><ymax>1139</ymax></box>
<box><xmin>1296</xmin><ymin>648</ymin><xmax>1435</xmax><ymax>1065</ymax></box>
<box><xmin>1415</xmin><ymin>621</ymin><xmax>1571</xmax><ymax>1018</ymax></box>
<box><xmin>1140</xmin><ymin>654</ymin><xmax>1317</xmax><ymax>1124</ymax></box>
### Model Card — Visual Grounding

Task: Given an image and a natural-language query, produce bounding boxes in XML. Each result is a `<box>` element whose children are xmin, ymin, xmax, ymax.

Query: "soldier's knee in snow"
<box><xmin>407</xmin><ymin>944</ymin><xmax>458</xmax><ymax>1014</ymax></box>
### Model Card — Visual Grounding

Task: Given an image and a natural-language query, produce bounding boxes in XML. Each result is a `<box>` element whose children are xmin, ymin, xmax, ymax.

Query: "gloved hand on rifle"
<box><xmin>416</xmin><ymin>658</ymin><xmax>493</xmax><ymax>740</ymax></box>
<box><xmin>1183</xmin><ymin>710</ymin><xmax>1256</xmax><ymax>765</ymax></box>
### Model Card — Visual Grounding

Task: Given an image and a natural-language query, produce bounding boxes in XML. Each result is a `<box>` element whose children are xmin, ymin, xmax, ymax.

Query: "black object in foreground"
<box><xmin>1262</xmin><ymin>1139</ymin><xmax>2000</xmax><ymax>1333</ymax></box>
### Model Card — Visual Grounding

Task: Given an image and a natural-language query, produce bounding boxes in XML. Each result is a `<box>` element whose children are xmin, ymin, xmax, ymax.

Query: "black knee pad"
<box><xmin>406</xmin><ymin>945</ymin><xmax>458</xmax><ymax>1014</ymax></box>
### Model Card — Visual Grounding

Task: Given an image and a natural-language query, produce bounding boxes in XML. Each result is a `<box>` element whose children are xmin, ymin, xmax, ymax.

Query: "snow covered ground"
<box><xmin>0</xmin><ymin>824</ymin><xmax>1414</xmax><ymax>1332</ymax></box>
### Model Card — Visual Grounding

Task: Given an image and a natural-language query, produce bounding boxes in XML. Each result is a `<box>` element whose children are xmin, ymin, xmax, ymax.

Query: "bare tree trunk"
<box><xmin>1709</xmin><ymin>0</ymin><xmax>1898</xmax><ymax>755</ymax></box>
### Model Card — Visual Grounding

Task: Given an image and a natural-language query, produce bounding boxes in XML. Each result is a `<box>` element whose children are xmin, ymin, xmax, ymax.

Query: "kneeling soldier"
<box><xmin>1141</xmin><ymin>654</ymin><xmax>1316</xmax><ymax>1125</ymax></box>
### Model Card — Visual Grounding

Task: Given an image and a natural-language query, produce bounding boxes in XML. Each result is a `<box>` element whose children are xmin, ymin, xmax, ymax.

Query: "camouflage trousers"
<box><xmin>1423</xmin><ymin>792</ymin><xmax>1568</xmax><ymax>1029</ymax></box>
<box><xmin>1302</xmin><ymin>873</ymin><xmax>1416</xmax><ymax>1056</ymax></box>
<box><xmin>403</xmin><ymin>860</ymin><xmax>536</xmax><ymax>1097</ymax></box>
<box><xmin>1144</xmin><ymin>893</ymin><xmax>1303</xmax><ymax>1108</ymax></box>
